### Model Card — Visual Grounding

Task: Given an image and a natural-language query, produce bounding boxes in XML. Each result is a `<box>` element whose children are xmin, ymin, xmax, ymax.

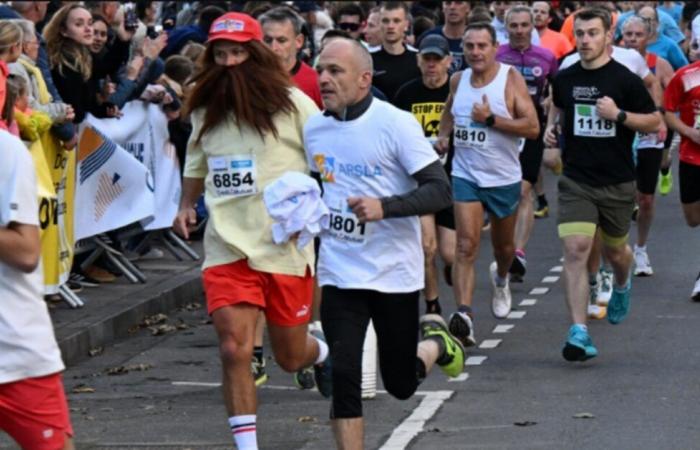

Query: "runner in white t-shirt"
<box><xmin>305</xmin><ymin>38</ymin><xmax>465</xmax><ymax>449</ymax></box>
<box><xmin>0</xmin><ymin>130</ymin><xmax>74</xmax><ymax>450</ymax></box>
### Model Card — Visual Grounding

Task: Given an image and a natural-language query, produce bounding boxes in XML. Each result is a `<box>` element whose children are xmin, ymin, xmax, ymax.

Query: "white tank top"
<box><xmin>451</xmin><ymin>63</ymin><xmax>522</xmax><ymax>187</ymax></box>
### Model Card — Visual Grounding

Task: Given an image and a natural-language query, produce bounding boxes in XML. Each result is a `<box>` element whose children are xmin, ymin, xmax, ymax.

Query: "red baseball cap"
<box><xmin>207</xmin><ymin>12</ymin><xmax>262</xmax><ymax>44</ymax></box>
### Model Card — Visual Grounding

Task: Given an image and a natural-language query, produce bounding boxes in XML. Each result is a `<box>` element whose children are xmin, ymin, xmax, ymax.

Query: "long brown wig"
<box><xmin>185</xmin><ymin>39</ymin><xmax>297</xmax><ymax>144</ymax></box>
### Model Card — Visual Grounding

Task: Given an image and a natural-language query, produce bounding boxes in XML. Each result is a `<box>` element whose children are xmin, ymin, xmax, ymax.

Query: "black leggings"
<box><xmin>321</xmin><ymin>286</ymin><xmax>422</xmax><ymax>419</ymax></box>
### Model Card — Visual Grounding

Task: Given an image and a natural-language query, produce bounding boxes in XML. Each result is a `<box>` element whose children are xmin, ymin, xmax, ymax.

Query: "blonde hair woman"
<box><xmin>0</xmin><ymin>20</ymin><xmax>23</xmax><ymax>129</ymax></box>
<box><xmin>9</xmin><ymin>19</ymin><xmax>74</xmax><ymax>124</ymax></box>
<box><xmin>43</xmin><ymin>4</ymin><xmax>116</xmax><ymax>123</ymax></box>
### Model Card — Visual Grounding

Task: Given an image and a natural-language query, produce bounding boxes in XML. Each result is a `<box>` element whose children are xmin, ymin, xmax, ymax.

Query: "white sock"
<box><xmin>635</xmin><ymin>244</ymin><xmax>646</xmax><ymax>252</ymax></box>
<box><xmin>229</xmin><ymin>415</ymin><xmax>257</xmax><ymax>450</ymax></box>
<box><xmin>313</xmin><ymin>336</ymin><xmax>329</xmax><ymax>365</ymax></box>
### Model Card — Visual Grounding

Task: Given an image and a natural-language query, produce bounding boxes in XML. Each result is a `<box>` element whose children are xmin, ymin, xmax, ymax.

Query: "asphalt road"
<box><xmin>2</xmin><ymin>169</ymin><xmax>699</xmax><ymax>450</ymax></box>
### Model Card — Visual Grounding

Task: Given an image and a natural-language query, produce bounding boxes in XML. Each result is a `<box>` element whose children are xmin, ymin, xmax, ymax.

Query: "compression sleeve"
<box><xmin>380</xmin><ymin>160</ymin><xmax>452</xmax><ymax>218</ymax></box>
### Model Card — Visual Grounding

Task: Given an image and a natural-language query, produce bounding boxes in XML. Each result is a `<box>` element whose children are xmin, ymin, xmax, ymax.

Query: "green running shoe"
<box><xmin>562</xmin><ymin>324</ymin><xmax>598</xmax><ymax>362</ymax></box>
<box><xmin>420</xmin><ymin>314</ymin><xmax>465</xmax><ymax>378</ymax></box>
<box><xmin>658</xmin><ymin>171</ymin><xmax>673</xmax><ymax>195</ymax></box>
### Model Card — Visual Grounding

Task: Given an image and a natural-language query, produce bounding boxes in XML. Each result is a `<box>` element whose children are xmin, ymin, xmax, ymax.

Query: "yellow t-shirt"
<box><xmin>184</xmin><ymin>87</ymin><xmax>319</xmax><ymax>276</ymax></box>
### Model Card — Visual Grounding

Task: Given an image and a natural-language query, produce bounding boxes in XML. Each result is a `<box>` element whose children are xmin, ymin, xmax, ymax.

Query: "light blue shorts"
<box><xmin>452</xmin><ymin>176</ymin><xmax>521</xmax><ymax>219</ymax></box>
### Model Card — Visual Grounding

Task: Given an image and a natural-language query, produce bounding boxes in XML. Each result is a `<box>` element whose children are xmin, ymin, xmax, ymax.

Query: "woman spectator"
<box><xmin>44</xmin><ymin>4</ymin><xmax>117</xmax><ymax>123</ymax></box>
<box><xmin>0</xmin><ymin>20</ymin><xmax>23</xmax><ymax>129</ymax></box>
<box><xmin>9</xmin><ymin>19</ymin><xmax>74</xmax><ymax>126</ymax></box>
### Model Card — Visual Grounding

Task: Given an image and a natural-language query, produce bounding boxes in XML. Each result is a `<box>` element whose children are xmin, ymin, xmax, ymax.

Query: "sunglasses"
<box><xmin>338</xmin><ymin>22</ymin><xmax>361</xmax><ymax>32</ymax></box>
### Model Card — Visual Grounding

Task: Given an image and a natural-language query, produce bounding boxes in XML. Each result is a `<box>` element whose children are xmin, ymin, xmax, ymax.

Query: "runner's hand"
<box><xmin>658</xmin><ymin>120</ymin><xmax>668</xmax><ymax>142</ymax></box>
<box><xmin>471</xmin><ymin>94</ymin><xmax>492</xmax><ymax>123</ymax></box>
<box><xmin>544</xmin><ymin>124</ymin><xmax>559</xmax><ymax>147</ymax></box>
<box><xmin>173</xmin><ymin>207</ymin><xmax>197</xmax><ymax>239</ymax></box>
<box><xmin>688</xmin><ymin>128</ymin><xmax>700</xmax><ymax>145</ymax></box>
<box><xmin>433</xmin><ymin>136</ymin><xmax>449</xmax><ymax>155</ymax></box>
<box><xmin>347</xmin><ymin>197</ymin><xmax>383</xmax><ymax>223</ymax></box>
<box><xmin>595</xmin><ymin>96</ymin><xmax>619</xmax><ymax>121</ymax></box>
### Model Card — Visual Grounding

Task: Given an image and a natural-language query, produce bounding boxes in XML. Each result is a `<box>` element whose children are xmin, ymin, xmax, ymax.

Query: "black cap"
<box><xmin>419</xmin><ymin>34</ymin><xmax>450</xmax><ymax>57</ymax></box>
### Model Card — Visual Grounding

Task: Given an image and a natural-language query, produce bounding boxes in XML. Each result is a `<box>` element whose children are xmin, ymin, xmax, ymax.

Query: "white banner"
<box><xmin>85</xmin><ymin>101</ymin><xmax>181</xmax><ymax>231</ymax></box>
<box><xmin>74</xmin><ymin>125</ymin><xmax>154</xmax><ymax>241</ymax></box>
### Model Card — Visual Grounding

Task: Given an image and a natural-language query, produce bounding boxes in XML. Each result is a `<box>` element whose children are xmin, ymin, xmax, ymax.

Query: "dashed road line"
<box><xmin>448</xmin><ymin>373</ymin><xmax>470</xmax><ymax>383</ymax></box>
<box><xmin>493</xmin><ymin>324</ymin><xmax>514</xmax><ymax>333</ymax></box>
<box><xmin>465</xmin><ymin>356</ymin><xmax>488</xmax><ymax>365</ymax></box>
<box><xmin>506</xmin><ymin>311</ymin><xmax>526</xmax><ymax>319</ymax></box>
<box><xmin>479</xmin><ymin>339</ymin><xmax>502</xmax><ymax>349</ymax></box>
<box><xmin>550</xmin><ymin>265</ymin><xmax>563</xmax><ymax>273</ymax></box>
<box><xmin>529</xmin><ymin>287</ymin><xmax>550</xmax><ymax>295</ymax></box>
<box><xmin>542</xmin><ymin>276</ymin><xmax>560</xmax><ymax>283</ymax></box>
<box><xmin>519</xmin><ymin>299</ymin><xmax>537</xmax><ymax>306</ymax></box>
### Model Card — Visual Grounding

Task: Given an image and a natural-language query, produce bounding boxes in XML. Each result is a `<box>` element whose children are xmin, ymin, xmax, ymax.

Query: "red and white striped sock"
<box><xmin>229</xmin><ymin>415</ymin><xmax>257</xmax><ymax>449</ymax></box>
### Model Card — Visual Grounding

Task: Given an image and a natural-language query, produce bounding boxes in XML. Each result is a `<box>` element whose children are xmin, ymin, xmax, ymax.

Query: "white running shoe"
<box><xmin>587</xmin><ymin>303</ymin><xmax>607</xmax><ymax>320</ymax></box>
<box><xmin>633</xmin><ymin>246</ymin><xmax>653</xmax><ymax>276</ymax></box>
<box><xmin>490</xmin><ymin>261</ymin><xmax>512</xmax><ymax>318</ymax></box>
<box><xmin>692</xmin><ymin>273</ymin><xmax>700</xmax><ymax>302</ymax></box>
<box><xmin>597</xmin><ymin>268</ymin><xmax>613</xmax><ymax>306</ymax></box>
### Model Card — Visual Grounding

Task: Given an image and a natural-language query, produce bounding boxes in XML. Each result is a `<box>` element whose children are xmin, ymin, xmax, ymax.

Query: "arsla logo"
<box><xmin>314</xmin><ymin>154</ymin><xmax>335</xmax><ymax>182</ymax></box>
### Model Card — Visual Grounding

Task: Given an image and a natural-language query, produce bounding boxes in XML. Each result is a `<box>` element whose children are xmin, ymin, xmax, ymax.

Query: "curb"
<box><xmin>57</xmin><ymin>266</ymin><xmax>203</xmax><ymax>367</ymax></box>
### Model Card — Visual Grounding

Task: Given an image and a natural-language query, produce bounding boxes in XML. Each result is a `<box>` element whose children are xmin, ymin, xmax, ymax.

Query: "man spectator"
<box><xmin>491</xmin><ymin>1</ymin><xmax>540</xmax><ymax>46</ymax></box>
<box><xmin>616</xmin><ymin>4</ymin><xmax>685</xmax><ymax>46</ymax></box>
<box><xmin>532</xmin><ymin>1</ymin><xmax>574</xmax><ymax>59</ymax></box>
<box><xmin>335</xmin><ymin>3</ymin><xmax>365</xmax><ymax>41</ymax></box>
<box><xmin>363</xmin><ymin>7</ymin><xmax>382</xmax><ymax>49</ymax></box>
<box><xmin>636</xmin><ymin>5</ymin><xmax>688</xmax><ymax>71</ymax></box>
<box><xmin>371</xmin><ymin>1</ymin><xmax>421</xmax><ymax>103</ymax></box>
<box><xmin>418</xmin><ymin>1</ymin><xmax>470</xmax><ymax>74</ymax></box>
<box><xmin>260</xmin><ymin>7</ymin><xmax>323</xmax><ymax>108</ymax></box>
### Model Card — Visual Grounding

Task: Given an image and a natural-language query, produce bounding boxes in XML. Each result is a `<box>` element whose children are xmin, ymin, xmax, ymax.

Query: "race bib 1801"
<box><xmin>574</xmin><ymin>103</ymin><xmax>616</xmax><ymax>138</ymax></box>
<box><xmin>454</xmin><ymin>116</ymin><xmax>490</xmax><ymax>150</ymax></box>
<box><xmin>325</xmin><ymin>196</ymin><xmax>370</xmax><ymax>245</ymax></box>
<box><xmin>207</xmin><ymin>155</ymin><xmax>257</xmax><ymax>198</ymax></box>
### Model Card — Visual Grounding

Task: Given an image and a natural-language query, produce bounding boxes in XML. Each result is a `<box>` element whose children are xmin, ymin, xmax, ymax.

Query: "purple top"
<box><xmin>496</xmin><ymin>44</ymin><xmax>558</xmax><ymax>117</ymax></box>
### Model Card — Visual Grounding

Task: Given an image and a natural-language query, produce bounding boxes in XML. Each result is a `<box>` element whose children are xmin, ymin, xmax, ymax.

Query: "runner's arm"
<box><xmin>435</xmin><ymin>72</ymin><xmax>461</xmax><ymax>154</ymax></box>
<box><xmin>543</xmin><ymin>104</ymin><xmax>561</xmax><ymax>148</ymax></box>
<box><xmin>380</xmin><ymin>160</ymin><xmax>452</xmax><ymax>218</ymax></box>
<box><xmin>173</xmin><ymin>177</ymin><xmax>205</xmax><ymax>239</ymax></box>
<box><xmin>664</xmin><ymin>111</ymin><xmax>700</xmax><ymax>144</ymax></box>
<box><xmin>642</xmin><ymin>72</ymin><xmax>664</xmax><ymax>108</ymax></box>
<box><xmin>490</xmin><ymin>68</ymin><xmax>540</xmax><ymax>140</ymax></box>
<box><xmin>0</xmin><ymin>222</ymin><xmax>40</xmax><ymax>273</ymax></box>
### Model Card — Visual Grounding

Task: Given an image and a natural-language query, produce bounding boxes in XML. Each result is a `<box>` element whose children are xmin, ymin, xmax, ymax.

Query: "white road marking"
<box><xmin>379</xmin><ymin>390</ymin><xmax>454</xmax><ymax>450</ymax></box>
<box><xmin>542</xmin><ymin>276</ymin><xmax>560</xmax><ymax>283</ymax></box>
<box><xmin>506</xmin><ymin>311</ymin><xmax>527</xmax><ymax>319</ymax></box>
<box><xmin>492</xmin><ymin>324</ymin><xmax>514</xmax><ymax>333</ymax></box>
<box><xmin>465</xmin><ymin>356</ymin><xmax>488</xmax><ymax>365</ymax></box>
<box><xmin>550</xmin><ymin>265</ymin><xmax>563</xmax><ymax>273</ymax></box>
<box><xmin>529</xmin><ymin>287</ymin><xmax>550</xmax><ymax>295</ymax></box>
<box><xmin>519</xmin><ymin>299</ymin><xmax>537</xmax><ymax>306</ymax></box>
<box><xmin>479</xmin><ymin>339</ymin><xmax>502</xmax><ymax>349</ymax></box>
<box><xmin>172</xmin><ymin>381</ymin><xmax>221</xmax><ymax>387</ymax></box>
<box><xmin>448</xmin><ymin>373</ymin><xmax>470</xmax><ymax>382</ymax></box>
<box><xmin>559</xmin><ymin>257</ymin><xmax>564</xmax><ymax>262</ymax></box>
<box><xmin>171</xmin><ymin>382</ymin><xmax>449</xmax><ymax>398</ymax></box>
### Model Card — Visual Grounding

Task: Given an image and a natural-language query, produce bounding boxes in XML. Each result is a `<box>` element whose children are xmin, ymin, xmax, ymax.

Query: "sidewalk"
<box><xmin>51</xmin><ymin>241</ymin><xmax>204</xmax><ymax>366</ymax></box>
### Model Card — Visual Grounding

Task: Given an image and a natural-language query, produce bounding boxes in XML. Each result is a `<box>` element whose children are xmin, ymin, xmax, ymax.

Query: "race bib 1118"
<box><xmin>574</xmin><ymin>104</ymin><xmax>616</xmax><ymax>138</ymax></box>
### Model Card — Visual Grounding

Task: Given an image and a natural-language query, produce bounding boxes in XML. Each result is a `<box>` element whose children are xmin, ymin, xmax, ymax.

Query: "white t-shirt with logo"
<box><xmin>304</xmin><ymin>99</ymin><xmax>438</xmax><ymax>293</ymax></box>
<box><xmin>0</xmin><ymin>131</ymin><xmax>64</xmax><ymax>383</ymax></box>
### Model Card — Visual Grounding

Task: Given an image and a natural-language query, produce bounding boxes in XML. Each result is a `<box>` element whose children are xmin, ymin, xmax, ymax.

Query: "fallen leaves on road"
<box><xmin>149</xmin><ymin>324</ymin><xmax>177</xmax><ymax>335</ymax></box>
<box><xmin>297</xmin><ymin>416</ymin><xmax>317</xmax><ymax>423</ymax></box>
<box><xmin>106</xmin><ymin>363</ymin><xmax>153</xmax><ymax>376</ymax></box>
<box><xmin>178</xmin><ymin>302</ymin><xmax>202</xmax><ymax>312</ymax></box>
<box><xmin>88</xmin><ymin>346</ymin><xmax>104</xmax><ymax>357</ymax></box>
<box><xmin>72</xmin><ymin>384</ymin><xmax>96</xmax><ymax>394</ymax></box>
<box><xmin>573</xmin><ymin>412</ymin><xmax>595</xmax><ymax>419</ymax></box>
<box><xmin>514</xmin><ymin>421</ymin><xmax>538</xmax><ymax>427</ymax></box>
